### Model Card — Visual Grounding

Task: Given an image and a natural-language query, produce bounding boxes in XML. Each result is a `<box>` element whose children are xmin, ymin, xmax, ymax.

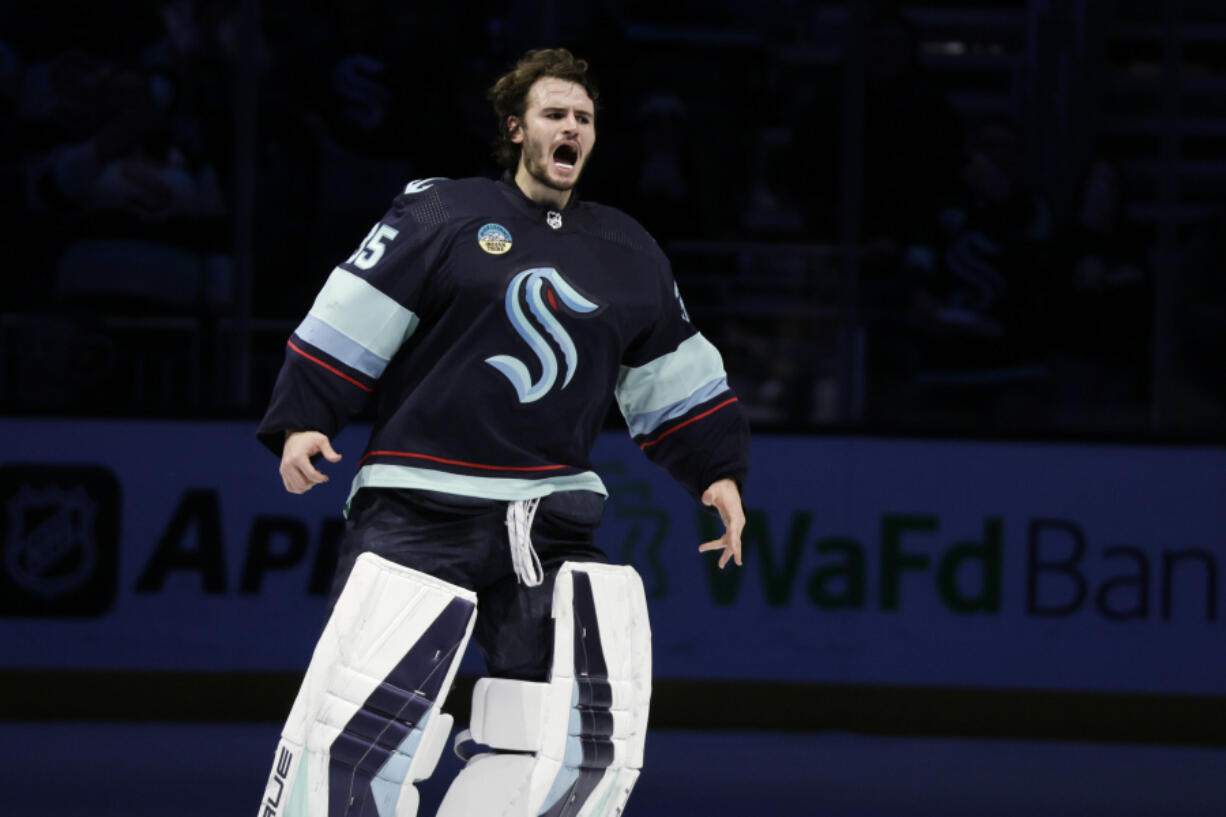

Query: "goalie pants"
<box><xmin>328</xmin><ymin>487</ymin><xmax>609</xmax><ymax>681</ymax></box>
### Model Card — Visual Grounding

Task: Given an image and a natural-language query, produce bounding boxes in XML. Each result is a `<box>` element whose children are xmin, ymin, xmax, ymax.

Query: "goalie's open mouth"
<box><xmin>553</xmin><ymin>143</ymin><xmax>578</xmax><ymax>171</ymax></box>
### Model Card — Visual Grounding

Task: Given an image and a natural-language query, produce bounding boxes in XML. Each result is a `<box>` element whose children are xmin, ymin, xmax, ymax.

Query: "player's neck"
<box><xmin>514</xmin><ymin>165</ymin><xmax>573</xmax><ymax>210</ymax></box>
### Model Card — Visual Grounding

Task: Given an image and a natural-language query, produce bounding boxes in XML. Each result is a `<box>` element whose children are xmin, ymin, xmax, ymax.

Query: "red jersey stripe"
<box><xmin>287</xmin><ymin>340</ymin><xmax>374</xmax><ymax>393</ymax></box>
<box><xmin>360</xmin><ymin>449</ymin><xmax>570</xmax><ymax>472</ymax></box>
<box><xmin>639</xmin><ymin>397</ymin><xmax>740</xmax><ymax>450</ymax></box>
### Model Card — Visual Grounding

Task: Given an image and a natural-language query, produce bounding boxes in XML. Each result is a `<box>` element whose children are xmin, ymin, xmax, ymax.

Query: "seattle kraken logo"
<box><xmin>486</xmin><ymin>267</ymin><xmax>599</xmax><ymax>403</ymax></box>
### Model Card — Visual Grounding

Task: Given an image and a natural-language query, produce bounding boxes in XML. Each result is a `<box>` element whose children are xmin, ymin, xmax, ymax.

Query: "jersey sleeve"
<box><xmin>614</xmin><ymin>253</ymin><xmax>751</xmax><ymax>502</ymax></box>
<box><xmin>256</xmin><ymin>183</ymin><xmax>448</xmax><ymax>456</ymax></box>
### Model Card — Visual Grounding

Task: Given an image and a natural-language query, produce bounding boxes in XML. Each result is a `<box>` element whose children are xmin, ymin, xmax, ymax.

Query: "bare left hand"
<box><xmin>697</xmin><ymin>478</ymin><xmax>745</xmax><ymax>569</ymax></box>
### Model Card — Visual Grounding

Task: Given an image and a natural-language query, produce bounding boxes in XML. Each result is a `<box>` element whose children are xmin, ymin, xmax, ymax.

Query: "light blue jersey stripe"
<box><xmin>303</xmin><ymin>267</ymin><xmax>419</xmax><ymax>366</ymax></box>
<box><xmin>615</xmin><ymin>333</ymin><xmax>727</xmax><ymax>424</ymax></box>
<box><xmin>623</xmin><ymin>375</ymin><xmax>729</xmax><ymax>437</ymax></box>
<box><xmin>345</xmin><ymin>464</ymin><xmax>608</xmax><ymax>514</ymax></box>
<box><xmin>294</xmin><ymin>314</ymin><xmax>389</xmax><ymax>378</ymax></box>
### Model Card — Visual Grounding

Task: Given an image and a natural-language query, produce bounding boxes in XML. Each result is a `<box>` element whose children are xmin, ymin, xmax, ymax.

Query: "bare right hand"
<box><xmin>280</xmin><ymin>431</ymin><xmax>342</xmax><ymax>494</ymax></box>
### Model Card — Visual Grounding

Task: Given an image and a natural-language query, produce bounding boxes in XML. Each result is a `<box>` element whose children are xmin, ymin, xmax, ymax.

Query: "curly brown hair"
<box><xmin>487</xmin><ymin>48</ymin><xmax>599</xmax><ymax>169</ymax></box>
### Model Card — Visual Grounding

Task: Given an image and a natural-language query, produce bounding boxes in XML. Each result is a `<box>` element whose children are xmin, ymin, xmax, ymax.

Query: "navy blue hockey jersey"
<box><xmin>258</xmin><ymin>176</ymin><xmax>750</xmax><ymax>508</ymax></box>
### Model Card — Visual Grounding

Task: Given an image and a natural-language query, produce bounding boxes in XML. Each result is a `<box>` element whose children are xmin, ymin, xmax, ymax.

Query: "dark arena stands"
<box><xmin>1</xmin><ymin>2</ymin><xmax>1223</xmax><ymax>816</ymax></box>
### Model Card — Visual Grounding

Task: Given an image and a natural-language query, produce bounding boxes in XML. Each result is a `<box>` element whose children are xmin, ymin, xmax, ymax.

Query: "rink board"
<box><xmin>1</xmin><ymin>418</ymin><xmax>1223</xmax><ymax>697</ymax></box>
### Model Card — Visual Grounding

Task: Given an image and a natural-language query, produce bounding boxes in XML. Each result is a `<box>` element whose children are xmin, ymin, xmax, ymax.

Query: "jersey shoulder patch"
<box><xmin>402</xmin><ymin>177</ymin><xmax>450</xmax><ymax>195</ymax></box>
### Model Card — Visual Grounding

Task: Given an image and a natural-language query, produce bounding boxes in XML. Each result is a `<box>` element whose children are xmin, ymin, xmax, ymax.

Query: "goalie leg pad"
<box><xmin>257</xmin><ymin>552</ymin><xmax>477</xmax><ymax>817</ymax></box>
<box><xmin>437</xmin><ymin>562</ymin><xmax>651</xmax><ymax>817</ymax></box>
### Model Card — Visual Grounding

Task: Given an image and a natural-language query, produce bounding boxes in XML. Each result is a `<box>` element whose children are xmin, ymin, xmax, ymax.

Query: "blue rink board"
<box><xmin>1</xmin><ymin>722</ymin><xmax>1222</xmax><ymax>817</ymax></box>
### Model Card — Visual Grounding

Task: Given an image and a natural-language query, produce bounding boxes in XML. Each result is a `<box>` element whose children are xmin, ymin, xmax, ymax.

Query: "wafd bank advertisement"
<box><xmin>1</xmin><ymin>419</ymin><xmax>1223</xmax><ymax>697</ymax></box>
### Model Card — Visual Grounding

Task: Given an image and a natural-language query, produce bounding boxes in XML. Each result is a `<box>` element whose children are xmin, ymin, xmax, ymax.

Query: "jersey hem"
<box><xmin>344</xmin><ymin>463</ymin><xmax>609</xmax><ymax>515</ymax></box>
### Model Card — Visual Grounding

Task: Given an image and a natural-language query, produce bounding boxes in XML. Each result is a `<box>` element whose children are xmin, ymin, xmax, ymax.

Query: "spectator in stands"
<box><xmin>5</xmin><ymin>0</ymin><xmax>238</xmax><ymax>412</ymax></box>
<box><xmin>262</xmin><ymin>3</ymin><xmax>491</xmax><ymax>266</ymax></box>
<box><xmin>794</xmin><ymin>7</ymin><xmax>966</xmax><ymax>425</ymax></box>
<box><xmin>625</xmin><ymin>92</ymin><xmax>704</xmax><ymax>238</ymax></box>
<box><xmin>793</xmin><ymin>5</ymin><xmax>963</xmax><ymax>251</ymax></box>
<box><xmin>1047</xmin><ymin>157</ymin><xmax>1150</xmax><ymax>428</ymax></box>
<box><xmin>17</xmin><ymin>0</ymin><xmax>234</xmax><ymax>314</ymax></box>
<box><xmin>898</xmin><ymin>112</ymin><xmax>1054</xmax><ymax>428</ymax></box>
<box><xmin>253</xmin><ymin>3</ymin><xmax>510</xmax><ymax>316</ymax></box>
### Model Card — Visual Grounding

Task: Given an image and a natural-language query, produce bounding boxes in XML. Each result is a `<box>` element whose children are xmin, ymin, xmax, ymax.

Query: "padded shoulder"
<box><xmin>582</xmin><ymin>201</ymin><xmax>666</xmax><ymax>260</ymax></box>
<box><xmin>389</xmin><ymin>176</ymin><xmax>502</xmax><ymax>230</ymax></box>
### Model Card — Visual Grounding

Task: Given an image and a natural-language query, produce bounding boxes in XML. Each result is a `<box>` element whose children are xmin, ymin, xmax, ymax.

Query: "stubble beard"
<box><xmin>521</xmin><ymin>135</ymin><xmax>584</xmax><ymax>193</ymax></box>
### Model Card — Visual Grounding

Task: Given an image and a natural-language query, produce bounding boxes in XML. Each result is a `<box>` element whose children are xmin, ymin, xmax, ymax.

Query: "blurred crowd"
<box><xmin>1</xmin><ymin>0</ymin><xmax>1221</xmax><ymax>433</ymax></box>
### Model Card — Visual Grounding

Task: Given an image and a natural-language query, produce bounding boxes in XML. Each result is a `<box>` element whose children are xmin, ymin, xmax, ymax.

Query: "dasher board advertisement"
<box><xmin>1</xmin><ymin>418</ymin><xmax>1222</xmax><ymax>696</ymax></box>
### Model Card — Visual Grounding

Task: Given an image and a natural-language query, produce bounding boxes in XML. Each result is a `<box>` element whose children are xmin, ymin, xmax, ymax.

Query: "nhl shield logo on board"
<box><xmin>0</xmin><ymin>465</ymin><xmax>119</xmax><ymax>617</ymax></box>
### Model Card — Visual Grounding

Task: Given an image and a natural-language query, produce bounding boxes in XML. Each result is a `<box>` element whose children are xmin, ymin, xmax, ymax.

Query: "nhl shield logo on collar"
<box><xmin>546</xmin><ymin>211</ymin><xmax>562</xmax><ymax>230</ymax></box>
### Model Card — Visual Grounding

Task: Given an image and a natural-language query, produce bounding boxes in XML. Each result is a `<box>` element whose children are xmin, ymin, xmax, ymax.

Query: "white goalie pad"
<box><xmin>256</xmin><ymin>552</ymin><xmax>477</xmax><ymax>817</ymax></box>
<box><xmin>437</xmin><ymin>562</ymin><xmax>652</xmax><ymax>817</ymax></box>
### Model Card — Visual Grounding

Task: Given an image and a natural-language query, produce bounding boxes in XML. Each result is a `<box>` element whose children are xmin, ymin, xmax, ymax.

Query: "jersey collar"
<box><xmin>496</xmin><ymin>171</ymin><xmax>582</xmax><ymax>222</ymax></box>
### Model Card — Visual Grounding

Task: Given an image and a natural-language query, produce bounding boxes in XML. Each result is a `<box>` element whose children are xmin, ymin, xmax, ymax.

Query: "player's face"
<box><xmin>510</xmin><ymin>77</ymin><xmax>596</xmax><ymax>207</ymax></box>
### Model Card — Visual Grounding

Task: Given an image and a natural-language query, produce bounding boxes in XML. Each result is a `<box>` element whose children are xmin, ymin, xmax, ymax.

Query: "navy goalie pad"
<box><xmin>436</xmin><ymin>562</ymin><xmax>651</xmax><ymax>817</ymax></box>
<box><xmin>256</xmin><ymin>553</ymin><xmax>477</xmax><ymax>817</ymax></box>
